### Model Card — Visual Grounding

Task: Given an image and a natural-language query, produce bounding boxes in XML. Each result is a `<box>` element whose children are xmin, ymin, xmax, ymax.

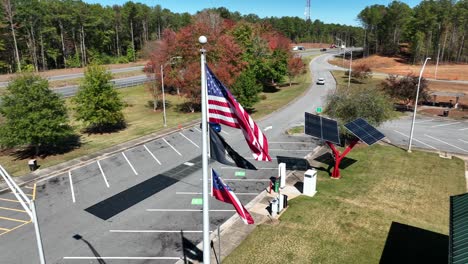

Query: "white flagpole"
<box><xmin>199</xmin><ymin>35</ymin><xmax>211</xmax><ymax>264</ymax></box>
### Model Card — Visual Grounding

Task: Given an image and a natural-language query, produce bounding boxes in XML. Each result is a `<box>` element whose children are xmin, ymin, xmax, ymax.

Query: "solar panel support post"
<box><xmin>326</xmin><ymin>139</ymin><xmax>358</xmax><ymax>179</ymax></box>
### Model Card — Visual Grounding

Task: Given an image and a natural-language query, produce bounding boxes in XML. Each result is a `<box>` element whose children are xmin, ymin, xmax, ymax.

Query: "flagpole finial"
<box><xmin>199</xmin><ymin>36</ymin><xmax>207</xmax><ymax>44</ymax></box>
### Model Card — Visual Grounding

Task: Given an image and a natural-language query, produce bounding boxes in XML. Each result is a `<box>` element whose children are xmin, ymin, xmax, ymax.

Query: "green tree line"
<box><xmin>358</xmin><ymin>0</ymin><xmax>467</xmax><ymax>63</ymax></box>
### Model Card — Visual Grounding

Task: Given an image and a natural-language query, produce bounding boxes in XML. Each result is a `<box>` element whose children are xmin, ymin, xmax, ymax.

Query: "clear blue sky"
<box><xmin>84</xmin><ymin>0</ymin><xmax>421</xmax><ymax>26</ymax></box>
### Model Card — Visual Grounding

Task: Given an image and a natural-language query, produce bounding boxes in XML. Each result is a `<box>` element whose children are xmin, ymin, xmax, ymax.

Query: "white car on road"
<box><xmin>316</xmin><ymin>78</ymin><xmax>325</xmax><ymax>85</ymax></box>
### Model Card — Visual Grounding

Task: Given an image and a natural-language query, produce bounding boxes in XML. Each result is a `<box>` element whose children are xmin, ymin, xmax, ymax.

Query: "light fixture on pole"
<box><xmin>199</xmin><ymin>35</ymin><xmax>211</xmax><ymax>264</ymax></box>
<box><xmin>407</xmin><ymin>57</ymin><xmax>431</xmax><ymax>153</ymax></box>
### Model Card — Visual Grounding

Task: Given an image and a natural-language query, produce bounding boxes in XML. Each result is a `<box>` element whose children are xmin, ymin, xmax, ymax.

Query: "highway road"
<box><xmin>0</xmin><ymin>66</ymin><xmax>145</xmax><ymax>88</ymax></box>
<box><xmin>0</xmin><ymin>52</ymin><xmax>466</xmax><ymax>263</ymax></box>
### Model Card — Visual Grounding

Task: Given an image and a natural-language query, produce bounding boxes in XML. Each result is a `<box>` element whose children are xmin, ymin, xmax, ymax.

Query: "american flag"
<box><xmin>206</xmin><ymin>65</ymin><xmax>271</xmax><ymax>161</ymax></box>
<box><xmin>212</xmin><ymin>169</ymin><xmax>254</xmax><ymax>225</ymax></box>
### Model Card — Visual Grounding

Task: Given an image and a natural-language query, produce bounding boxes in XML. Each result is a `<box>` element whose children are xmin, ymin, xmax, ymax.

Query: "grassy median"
<box><xmin>223</xmin><ymin>145</ymin><xmax>465</xmax><ymax>264</ymax></box>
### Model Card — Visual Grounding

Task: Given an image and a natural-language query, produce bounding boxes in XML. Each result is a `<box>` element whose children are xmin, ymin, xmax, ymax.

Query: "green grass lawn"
<box><xmin>1</xmin><ymin>57</ymin><xmax>314</xmax><ymax>176</ymax></box>
<box><xmin>223</xmin><ymin>145</ymin><xmax>466</xmax><ymax>264</ymax></box>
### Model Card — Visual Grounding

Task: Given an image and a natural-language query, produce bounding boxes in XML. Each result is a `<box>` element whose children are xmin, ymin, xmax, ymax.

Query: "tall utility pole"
<box><xmin>305</xmin><ymin>0</ymin><xmax>310</xmax><ymax>21</ymax></box>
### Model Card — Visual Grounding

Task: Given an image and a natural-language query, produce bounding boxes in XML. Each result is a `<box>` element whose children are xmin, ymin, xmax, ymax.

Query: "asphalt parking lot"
<box><xmin>0</xmin><ymin>124</ymin><xmax>317</xmax><ymax>263</ymax></box>
<box><xmin>380</xmin><ymin>115</ymin><xmax>468</xmax><ymax>154</ymax></box>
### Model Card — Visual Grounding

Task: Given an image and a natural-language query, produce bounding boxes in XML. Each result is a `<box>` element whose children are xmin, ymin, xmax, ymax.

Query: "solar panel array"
<box><xmin>344</xmin><ymin>118</ymin><xmax>385</xmax><ymax>145</ymax></box>
<box><xmin>304</xmin><ymin>112</ymin><xmax>340</xmax><ymax>145</ymax></box>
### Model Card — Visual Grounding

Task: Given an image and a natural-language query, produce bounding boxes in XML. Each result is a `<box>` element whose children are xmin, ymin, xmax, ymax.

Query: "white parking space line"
<box><xmin>97</xmin><ymin>160</ymin><xmax>110</xmax><ymax>188</ymax></box>
<box><xmin>220</xmin><ymin>167</ymin><xmax>276</xmax><ymax>170</ymax></box>
<box><xmin>68</xmin><ymin>171</ymin><xmax>76</xmax><ymax>203</ymax></box>
<box><xmin>459</xmin><ymin>139</ymin><xmax>468</xmax><ymax>144</ymax></box>
<box><xmin>179</xmin><ymin>132</ymin><xmax>200</xmax><ymax>148</ymax></box>
<box><xmin>414</xmin><ymin>119</ymin><xmax>434</xmax><ymax>124</ymax></box>
<box><xmin>269</xmin><ymin>149</ymin><xmax>311</xmax><ymax>152</ymax></box>
<box><xmin>431</xmin><ymin>122</ymin><xmax>461</xmax><ymax>128</ymax></box>
<box><xmin>393</xmin><ymin>130</ymin><xmax>438</xmax><ymax>150</ymax></box>
<box><xmin>270</xmin><ymin>142</ymin><xmax>313</xmax><ymax>144</ymax></box>
<box><xmin>146</xmin><ymin>209</ymin><xmax>235</xmax><ymax>212</ymax></box>
<box><xmin>221</xmin><ymin>130</ymin><xmax>229</xmax><ymax>135</ymax></box>
<box><xmin>246</xmin><ymin>157</ymin><xmax>277</xmax><ymax>160</ymax></box>
<box><xmin>459</xmin><ymin>127</ymin><xmax>468</xmax><ymax>131</ymax></box>
<box><xmin>163</xmin><ymin>138</ymin><xmax>182</xmax><ymax>156</ymax></box>
<box><xmin>193</xmin><ymin>127</ymin><xmax>201</xmax><ymax>133</ymax></box>
<box><xmin>64</xmin><ymin>257</ymin><xmax>182</xmax><ymax>260</ymax></box>
<box><xmin>425</xmin><ymin>134</ymin><xmax>468</xmax><ymax>153</ymax></box>
<box><xmin>176</xmin><ymin>191</ymin><xmax>259</xmax><ymax>195</ymax></box>
<box><xmin>143</xmin><ymin>145</ymin><xmax>161</xmax><ymax>165</ymax></box>
<box><xmin>110</xmin><ymin>230</ymin><xmax>210</xmax><ymax>233</ymax></box>
<box><xmin>199</xmin><ymin>178</ymin><xmax>270</xmax><ymax>182</ymax></box>
<box><xmin>122</xmin><ymin>152</ymin><xmax>138</xmax><ymax>175</ymax></box>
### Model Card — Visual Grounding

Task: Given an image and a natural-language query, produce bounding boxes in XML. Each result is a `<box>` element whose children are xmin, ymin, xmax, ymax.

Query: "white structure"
<box><xmin>271</xmin><ymin>198</ymin><xmax>279</xmax><ymax>217</ymax></box>
<box><xmin>278</xmin><ymin>194</ymin><xmax>284</xmax><ymax>212</ymax></box>
<box><xmin>303</xmin><ymin>169</ymin><xmax>317</xmax><ymax>197</ymax></box>
<box><xmin>279</xmin><ymin>162</ymin><xmax>286</xmax><ymax>188</ymax></box>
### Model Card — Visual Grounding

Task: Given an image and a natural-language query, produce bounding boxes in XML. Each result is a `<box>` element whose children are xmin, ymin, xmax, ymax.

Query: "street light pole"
<box><xmin>407</xmin><ymin>57</ymin><xmax>431</xmax><ymax>153</ymax></box>
<box><xmin>347</xmin><ymin>50</ymin><xmax>353</xmax><ymax>88</ymax></box>
<box><xmin>160</xmin><ymin>64</ymin><xmax>167</xmax><ymax>127</ymax></box>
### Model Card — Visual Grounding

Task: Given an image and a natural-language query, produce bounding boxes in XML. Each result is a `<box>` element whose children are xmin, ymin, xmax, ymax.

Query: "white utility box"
<box><xmin>279</xmin><ymin>163</ymin><xmax>286</xmax><ymax>188</ymax></box>
<box><xmin>303</xmin><ymin>169</ymin><xmax>317</xmax><ymax>197</ymax></box>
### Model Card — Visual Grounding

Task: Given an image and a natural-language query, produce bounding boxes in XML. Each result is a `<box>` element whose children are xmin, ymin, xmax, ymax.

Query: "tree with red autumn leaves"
<box><xmin>287</xmin><ymin>56</ymin><xmax>306</xmax><ymax>86</ymax></box>
<box><xmin>146</xmin><ymin>11</ymin><xmax>298</xmax><ymax>112</ymax></box>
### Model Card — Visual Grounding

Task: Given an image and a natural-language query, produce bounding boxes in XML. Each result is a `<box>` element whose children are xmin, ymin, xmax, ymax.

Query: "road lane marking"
<box><xmin>393</xmin><ymin>130</ymin><xmax>438</xmax><ymax>150</ymax></box>
<box><xmin>431</xmin><ymin>122</ymin><xmax>461</xmax><ymax>128</ymax></box>
<box><xmin>163</xmin><ymin>138</ymin><xmax>182</xmax><ymax>156</ymax></box>
<box><xmin>425</xmin><ymin>134</ymin><xmax>468</xmax><ymax>153</ymax></box>
<box><xmin>269</xmin><ymin>149</ymin><xmax>311</xmax><ymax>152</ymax></box>
<box><xmin>270</xmin><ymin>141</ymin><xmax>312</xmax><ymax>144</ymax></box>
<box><xmin>0</xmin><ymin>216</ymin><xmax>28</xmax><ymax>223</ymax></box>
<box><xmin>0</xmin><ymin>227</ymin><xmax>10</xmax><ymax>231</ymax></box>
<box><xmin>24</xmin><ymin>186</ymin><xmax>33</xmax><ymax>189</ymax></box>
<box><xmin>459</xmin><ymin>139</ymin><xmax>468</xmax><ymax>144</ymax></box>
<box><xmin>0</xmin><ymin>206</ymin><xmax>26</xmax><ymax>213</ymax></box>
<box><xmin>122</xmin><ymin>152</ymin><xmax>138</xmax><ymax>175</ymax></box>
<box><xmin>264</xmin><ymin>126</ymin><xmax>273</xmax><ymax>131</ymax></box>
<box><xmin>220</xmin><ymin>167</ymin><xmax>275</xmax><ymax>170</ymax></box>
<box><xmin>146</xmin><ymin>209</ymin><xmax>235</xmax><ymax>212</ymax></box>
<box><xmin>68</xmin><ymin>171</ymin><xmax>76</xmax><ymax>203</ymax></box>
<box><xmin>184</xmin><ymin>162</ymin><xmax>194</xmax><ymax>166</ymax></box>
<box><xmin>414</xmin><ymin>119</ymin><xmax>434</xmax><ymax>124</ymax></box>
<box><xmin>179</xmin><ymin>132</ymin><xmax>200</xmax><ymax>148</ymax></box>
<box><xmin>0</xmin><ymin>220</ymin><xmax>31</xmax><ymax>237</ymax></box>
<box><xmin>200</xmin><ymin>178</ymin><xmax>270</xmax><ymax>182</ymax></box>
<box><xmin>459</xmin><ymin>127</ymin><xmax>468</xmax><ymax>131</ymax></box>
<box><xmin>0</xmin><ymin>198</ymin><xmax>20</xmax><ymax>203</ymax></box>
<box><xmin>97</xmin><ymin>160</ymin><xmax>110</xmax><ymax>188</ymax></box>
<box><xmin>221</xmin><ymin>130</ymin><xmax>229</xmax><ymax>135</ymax></box>
<box><xmin>176</xmin><ymin>192</ymin><xmax>259</xmax><ymax>195</ymax></box>
<box><xmin>110</xmin><ymin>230</ymin><xmax>210</xmax><ymax>233</ymax></box>
<box><xmin>143</xmin><ymin>145</ymin><xmax>161</xmax><ymax>165</ymax></box>
<box><xmin>64</xmin><ymin>257</ymin><xmax>182</xmax><ymax>260</ymax></box>
<box><xmin>32</xmin><ymin>184</ymin><xmax>37</xmax><ymax>200</ymax></box>
<box><xmin>193</xmin><ymin>127</ymin><xmax>201</xmax><ymax>132</ymax></box>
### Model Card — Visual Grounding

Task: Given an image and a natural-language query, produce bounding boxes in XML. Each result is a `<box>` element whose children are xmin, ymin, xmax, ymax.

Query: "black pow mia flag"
<box><xmin>209</xmin><ymin>126</ymin><xmax>257</xmax><ymax>170</ymax></box>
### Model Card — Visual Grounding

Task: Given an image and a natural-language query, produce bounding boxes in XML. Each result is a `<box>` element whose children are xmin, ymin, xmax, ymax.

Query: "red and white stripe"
<box><xmin>208</xmin><ymin>87</ymin><xmax>271</xmax><ymax>162</ymax></box>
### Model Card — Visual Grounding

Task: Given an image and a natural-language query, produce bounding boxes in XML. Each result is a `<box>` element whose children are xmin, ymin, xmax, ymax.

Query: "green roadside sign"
<box><xmin>316</xmin><ymin>107</ymin><xmax>322</xmax><ymax>113</ymax></box>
